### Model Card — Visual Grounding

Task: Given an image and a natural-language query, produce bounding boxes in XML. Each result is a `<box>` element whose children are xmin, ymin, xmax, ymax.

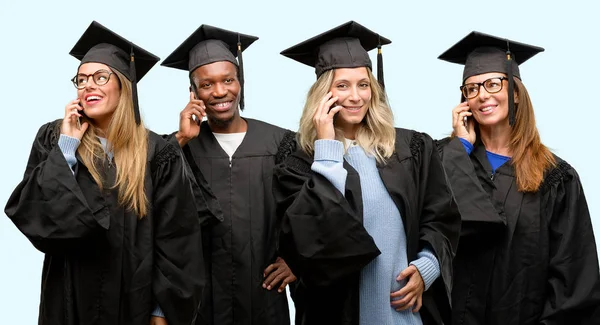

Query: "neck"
<box><xmin>479</xmin><ymin>121</ymin><xmax>512</xmax><ymax>156</ymax></box>
<box><xmin>208</xmin><ymin>114</ymin><xmax>247</xmax><ymax>133</ymax></box>
<box><xmin>339</xmin><ymin>123</ymin><xmax>360</xmax><ymax>140</ymax></box>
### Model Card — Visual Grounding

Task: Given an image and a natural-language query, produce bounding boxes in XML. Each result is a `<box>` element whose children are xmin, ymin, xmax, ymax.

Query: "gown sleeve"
<box><xmin>539</xmin><ymin>163</ymin><xmax>600</xmax><ymax>325</ymax></box>
<box><xmin>272</xmin><ymin>150</ymin><xmax>380</xmax><ymax>287</ymax></box>
<box><xmin>151</xmin><ymin>142</ymin><xmax>205</xmax><ymax>325</ymax></box>
<box><xmin>415</xmin><ymin>133</ymin><xmax>462</xmax><ymax>309</ymax></box>
<box><xmin>162</xmin><ymin>131</ymin><xmax>223</xmax><ymax>227</ymax></box>
<box><xmin>4</xmin><ymin>121</ymin><xmax>110</xmax><ymax>254</ymax></box>
<box><xmin>435</xmin><ymin>136</ymin><xmax>506</xmax><ymax>236</ymax></box>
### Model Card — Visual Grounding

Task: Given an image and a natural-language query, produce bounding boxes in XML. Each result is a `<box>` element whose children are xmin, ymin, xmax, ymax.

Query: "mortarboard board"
<box><xmin>280</xmin><ymin>21</ymin><xmax>391</xmax><ymax>88</ymax></box>
<box><xmin>161</xmin><ymin>25</ymin><xmax>258</xmax><ymax>110</ymax></box>
<box><xmin>69</xmin><ymin>21</ymin><xmax>159</xmax><ymax>125</ymax></box>
<box><xmin>438</xmin><ymin>31</ymin><xmax>544</xmax><ymax>126</ymax></box>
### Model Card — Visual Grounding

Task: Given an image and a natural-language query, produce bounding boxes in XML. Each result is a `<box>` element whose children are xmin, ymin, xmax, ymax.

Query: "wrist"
<box><xmin>175</xmin><ymin>131</ymin><xmax>190</xmax><ymax>147</ymax></box>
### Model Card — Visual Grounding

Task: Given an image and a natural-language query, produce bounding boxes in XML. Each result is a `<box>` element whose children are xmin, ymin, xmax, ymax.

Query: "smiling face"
<box><xmin>464</xmin><ymin>72</ymin><xmax>512</xmax><ymax>127</ymax></box>
<box><xmin>76</xmin><ymin>62</ymin><xmax>121</xmax><ymax>127</ymax></box>
<box><xmin>329</xmin><ymin>67</ymin><xmax>371</xmax><ymax>138</ymax></box>
<box><xmin>191</xmin><ymin>61</ymin><xmax>241</xmax><ymax>127</ymax></box>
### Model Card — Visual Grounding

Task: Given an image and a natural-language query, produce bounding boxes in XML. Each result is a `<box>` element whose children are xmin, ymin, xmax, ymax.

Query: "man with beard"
<box><xmin>151</xmin><ymin>25</ymin><xmax>296</xmax><ymax>325</ymax></box>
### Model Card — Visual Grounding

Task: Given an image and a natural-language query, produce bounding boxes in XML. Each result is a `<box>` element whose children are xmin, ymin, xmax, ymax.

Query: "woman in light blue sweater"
<box><xmin>274</xmin><ymin>21</ymin><xmax>461</xmax><ymax>325</ymax></box>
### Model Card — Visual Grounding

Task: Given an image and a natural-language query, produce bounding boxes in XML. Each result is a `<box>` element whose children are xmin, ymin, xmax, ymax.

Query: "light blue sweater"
<box><xmin>311</xmin><ymin>139</ymin><xmax>440</xmax><ymax>325</ymax></box>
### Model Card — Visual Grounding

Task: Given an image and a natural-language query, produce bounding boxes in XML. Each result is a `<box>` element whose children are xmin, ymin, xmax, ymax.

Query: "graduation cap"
<box><xmin>280</xmin><ymin>21</ymin><xmax>391</xmax><ymax>89</ymax></box>
<box><xmin>69</xmin><ymin>21</ymin><xmax>159</xmax><ymax>125</ymax></box>
<box><xmin>438</xmin><ymin>31</ymin><xmax>544</xmax><ymax>126</ymax></box>
<box><xmin>161</xmin><ymin>25</ymin><xmax>259</xmax><ymax>110</ymax></box>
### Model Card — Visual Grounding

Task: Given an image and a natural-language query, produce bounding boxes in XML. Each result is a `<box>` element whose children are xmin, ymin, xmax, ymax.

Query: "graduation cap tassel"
<box><xmin>505</xmin><ymin>40</ymin><xmax>515</xmax><ymax>127</ymax></box>
<box><xmin>130</xmin><ymin>47</ymin><xmax>141</xmax><ymax>125</ymax></box>
<box><xmin>237</xmin><ymin>34</ymin><xmax>245</xmax><ymax>111</ymax></box>
<box><xmin>377</xmin><ymin>35</ymin><xmax>385</xmax><ymax>90</ymax></box>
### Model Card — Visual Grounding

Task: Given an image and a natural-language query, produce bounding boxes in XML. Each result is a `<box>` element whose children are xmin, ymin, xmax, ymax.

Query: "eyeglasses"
<box><xmin>71</xmin><ymin>69</ymin><xmax>113</xmax><ymax>89</ymax></box>
<box><xmin>460</xmin><ymin>77</ymin><xmax>508</xmax><ymax>99</ymax></box>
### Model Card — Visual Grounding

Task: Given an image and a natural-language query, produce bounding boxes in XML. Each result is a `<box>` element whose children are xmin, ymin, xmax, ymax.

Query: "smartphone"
<box><xmin>328</xmin><ymin>102</ymin><xmax>339</xmax><ymax>113</ymax></box>
<box><xmin>77</xmin><ymin>102</ymin><xmax>85</xmax><ymax>130</ymax></box>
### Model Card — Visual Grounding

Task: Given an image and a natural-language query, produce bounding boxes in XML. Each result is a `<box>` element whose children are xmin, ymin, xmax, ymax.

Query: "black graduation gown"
<box><xmin>273</xmin><ymin>129</ymin><xmax>461</xmax><ymax>325</ymax></box>
<box><xmin>5</xmin><ymin>121</ymin><xmax>207</xmax><ymax>325</ymax></box>
<box><xmin>183</xmin><ymin>118</ymin><xmax>293</xmax><ymax>325</ymax></box>
<box><xmin>437</xmin><ymin>137</ymin><xmax>600</xmax><ymax>325</ymax></box>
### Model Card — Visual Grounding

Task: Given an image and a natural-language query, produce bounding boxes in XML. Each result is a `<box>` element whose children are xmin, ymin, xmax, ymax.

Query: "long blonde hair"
<box><xmin>77</xmin><ymin>69</ymin><xmax>149</xmax><ymax>217</ymax></box>
<box><xmin>297</xmin><ymin>68</ymin><xmax>396</xmax><ymax>163</ymax></box>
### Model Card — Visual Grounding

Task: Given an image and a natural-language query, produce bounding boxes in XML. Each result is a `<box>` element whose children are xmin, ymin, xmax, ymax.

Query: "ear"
<box><xmin>514</xmin><ymin>90</ymin><xmax>519</xmax><ymax>104</ymax></box>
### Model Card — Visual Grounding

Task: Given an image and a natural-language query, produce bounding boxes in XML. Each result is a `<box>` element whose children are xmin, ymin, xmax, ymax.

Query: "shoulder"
<box><xmin>540</xmin><ymin>154</ymin><xmax>578</xmax><ymax>193</ymax></box>
<box><xmin>278</xmin><ymin>145</ymin><xmax>312</xmax><ymax>175</ymax></box>
<box><xmin>147</xmin><ymin>130</ymin><xmax>182</xmax><ymax>172</ymax></box>
<box><xmin>31</xmin><ymin>119</ymin><xmax>62</xmax><ymax>151</ymax></box>
<box><xmin>393</xmin><ymin>127</ymin><xmax>436</xmax><ymax>158</ymax></box>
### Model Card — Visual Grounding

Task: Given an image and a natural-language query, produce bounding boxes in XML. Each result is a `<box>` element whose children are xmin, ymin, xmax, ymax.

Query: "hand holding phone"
<box><xmin>61</xmin><ymin>99</ymin><xmax>88</xmax><ymax>140</ymax></box>
<box><xmin>314</xmin><ymin>92</ymin><xmax>341</xmax><ymax>140</ymax></box>
<box><xmin>452</xmin><ymin>101</ymin><xmax>475</xmax><ymax>144</ymax></box>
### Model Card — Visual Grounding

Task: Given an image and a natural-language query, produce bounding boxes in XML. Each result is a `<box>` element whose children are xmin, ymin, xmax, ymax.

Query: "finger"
<box><xmin>188</xmin><ymin>107</ymin><xmax>205</xmax><ymax>120</ymax></box>
<box><xmin>327</xmin><ymin>104</ymin><xmax>343</xmax><ymax>118</ymax></box>
<box><xmin>396</xmin><ymin>297</ymin><xmax>416</xmax><ymax>311</ymax></box>
<box><xmin>80</xmin><ymin>122</ymin><xmax>89</xmax><ymax>134</ymax></box>
<box><xmin>268</xmin><ymin>272</ymin><xmax>288</xmax><ymax>290</ymax></box>
<box><xmin>190</xmin><ymin>104</ymin><xmax>206</xmax><ymax>116</ymax></box>
<box><xmin>391</xmin><ymin>291</ymin><xmax>414</xmax><ymax>307</ymax></box>
<box><xmin>397</xmin><ymin>266</ymin><xmax>416</xmax><ymax>281</ymax></box>
<box><xmin>323</xmin><ymin>96</ymin><xmax>339</xmax><ymax>117</ymax></box>
<box><xmin>316</xmin><ymin>92</ymin><xmax>333</xmax><ymax>117</ymax></box>
<box><xmin>263</xmin><ymin>267</ymin><xmax>283</xmax><ymax>288</ymax></box>
<box><xmin>452</xmin><ymin>102</ymin><xmax>470</xmax><ymax>119</ymax></box>
<box><xmin>264</xmin><ymin>268</ymin><xmax>284</xmax><ymax>289</ymax></box>
<box><xmin>394</xmin><ymin>282</ymin><xmax>415</xmax><ymax>298</ymax></box>
<box><xmin>190</xmin><ymin>91</ymin><xmax>195</xmax><ymax>101</ymax></box>
<box><xmin>263</xmin><ymin>263</ymin><xmax>277</xmax><ymax>277</ymax></box>
<box><xmin>278</xmin><ymin>279</ymin><xmax>289</xmax><ymax>293</ymax></box>
<box><xmin>413</xmin><ymin>295</ymin><xmax>423</xmax><ymax>313</ymax></box>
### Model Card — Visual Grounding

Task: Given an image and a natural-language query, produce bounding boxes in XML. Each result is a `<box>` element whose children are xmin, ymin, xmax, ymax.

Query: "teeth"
<box><xmin>87</xmin><ymin>96</ymin><xmax>102</xmax><ymax>101</ymax></box>
<box><xmin>215</xmin><ymin>102</ymin><xmax>230</xmax><ymax>108</ymax></box>
<box><xmin>481</xmin><ymin>106</ymin><xmax>493</xmax><ymax>112</ymax></box>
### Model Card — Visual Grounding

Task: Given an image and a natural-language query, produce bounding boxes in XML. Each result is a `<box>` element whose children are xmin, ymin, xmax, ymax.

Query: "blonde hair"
<box><xmin>78</xmin><ymin>69</ymin><xmax>149</xmax><ymax>217</ymax></box>
<box><xmin>297</xmin><ymin>68</ymin><xmax>396</xmax><ymax>163</ymax></box>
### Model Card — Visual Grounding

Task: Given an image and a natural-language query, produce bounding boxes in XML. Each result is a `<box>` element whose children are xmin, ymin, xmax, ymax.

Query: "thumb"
<box><xmin>80</xmin><ymin>122</ymin><xmax>89</xmax><ymax>134</ymax></box>
<box><xmin>397</xmin><ymin>266</ymin><xmax>415</xmax><ymax>281</ymax></box>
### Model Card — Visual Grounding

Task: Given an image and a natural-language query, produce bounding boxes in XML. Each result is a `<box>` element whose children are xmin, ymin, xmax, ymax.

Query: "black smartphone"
<box><xmin>328</xmin><ymin>102</ymin><xmax>339</xmax><ymax>113</ymax></box>
<box><xmin>77</xmin><ymin>102</ymin><xmax>85</xmax><ymax>130</ymax></box>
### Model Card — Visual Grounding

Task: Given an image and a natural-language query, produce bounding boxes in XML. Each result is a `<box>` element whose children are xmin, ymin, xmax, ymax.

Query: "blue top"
<box><xmin>459</xmin><ymin>138</ymin><xmax>510</xmax><ymax>173</ymax></box>
<box><xmin>311</xmin><ymin>139</ymin><xmax>440</xmax><ymax>325</ymax></box>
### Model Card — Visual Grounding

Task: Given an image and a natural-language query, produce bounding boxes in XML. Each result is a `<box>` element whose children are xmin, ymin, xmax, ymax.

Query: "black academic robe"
<box><xmin>183</xmin><ymin>118</ymin><xmax>293</xmax><ymax>325</ymax></box>
<box><xmin>5</xmin><ymin>121</ymin><xmax>207</xmax><ymax>325</ymax></box>
<box><xmin>273</xmin><ymin>129</ymin><xmax>461</xmax><ymax>325</ymax></box>
<box><xmin>437</xmin><ymin>137</ymin><xmax>600</xmax><ymax>325</ymax></box>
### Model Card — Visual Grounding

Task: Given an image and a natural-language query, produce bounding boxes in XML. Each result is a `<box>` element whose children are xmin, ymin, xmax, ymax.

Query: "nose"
<box><xmin>477</xmin><ymin>85</ymin><xmax>491</xmax><ymax>101</ymax></box>
<box><xmin>212</xmin><ymin>83</ymin><xmax>227</xmax><ymax>98</ymax></box>
<box><xmin>84</xmin><ymin>76</ymin><xmax>97</xmax><ymax>91</ymax></box>
<box><xmin>348</xmin><ymin>86</ymin><xmax>361</xmax><ymax>102</ymax></box>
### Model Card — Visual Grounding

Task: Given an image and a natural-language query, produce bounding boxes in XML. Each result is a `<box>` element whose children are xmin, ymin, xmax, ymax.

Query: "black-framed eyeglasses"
<box><xmin>71</xmin><ymin>69</ymin><xmax>113</xmax><ymax>89</ymax></box>
<box><xmin>460</xmin><ymin>77</ymin><xmax>508</xmax><ymax>99</ymax></box>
